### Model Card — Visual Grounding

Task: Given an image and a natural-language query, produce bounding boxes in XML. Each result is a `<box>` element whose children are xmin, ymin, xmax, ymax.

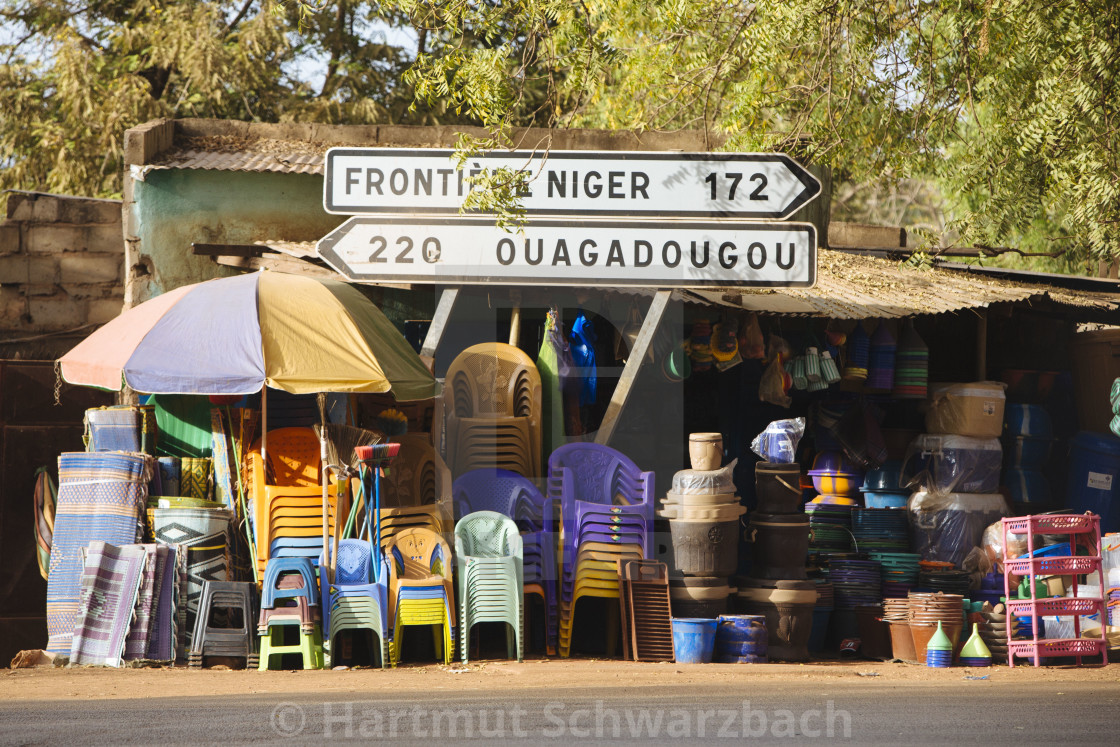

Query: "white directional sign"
<box><xmin>316</xmin><ymin>217</ymin><xmax>816</xmax><ymax>288</ymax></box>
<box><xmin>324</xmin><ymin>149</ymin><xmax>821</xmax><ymax>220</ymax></box>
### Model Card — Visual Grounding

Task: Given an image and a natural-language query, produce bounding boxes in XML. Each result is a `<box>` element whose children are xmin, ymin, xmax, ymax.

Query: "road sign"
<box><xmin>323</xmin><ymin>149</ymin><xmax>821</xmax><ymax>220</ymax></box>
<box><xmin>316</xmin><ymin>216</ymin><xmax>816</xmax><ymax>288</ymax></box>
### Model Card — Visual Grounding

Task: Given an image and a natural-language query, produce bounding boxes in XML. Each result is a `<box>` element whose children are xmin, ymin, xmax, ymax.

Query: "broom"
<box><xmin>354</xmin><ymin>443</ymin><xmax>402</xmax><ymax>579</ymax></box>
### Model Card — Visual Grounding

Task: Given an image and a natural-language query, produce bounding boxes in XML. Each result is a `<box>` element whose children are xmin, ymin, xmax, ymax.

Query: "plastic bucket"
<box><xmin>1066</xmin><ymin>431</ymin><xmax>1120</xmax><ymax>533</ymax></box>
<box><xmin>755</xmin><ymin>462</ymin><xmax>804</xmax><ymax>513</ymax></box>
<box><xmin>749</xmin><ymin>513</ymin><xmax>811</xmax><ymax>580</ymax></box>
<box><xmin>671</xmin><ymin>618</ymin><xmax>718</xmax><ymax>664</ymax></box>
<box><xmin>808</xmin><ymin>608</ymin><xmax>832</xmax><ymax>653</ymax></box>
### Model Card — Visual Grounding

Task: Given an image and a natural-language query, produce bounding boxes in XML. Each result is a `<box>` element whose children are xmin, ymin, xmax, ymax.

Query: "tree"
<box><xmin>4</xmin><ymin>1</ymin><xmax>1119</xmax><ymax>266</ymax></box>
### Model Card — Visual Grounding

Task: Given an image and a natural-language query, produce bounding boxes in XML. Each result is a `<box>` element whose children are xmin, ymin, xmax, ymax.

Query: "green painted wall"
<box><xmin>130</xmin><ymin>168</ymin><xmax>433</xmax><ymax>325</ymax></box>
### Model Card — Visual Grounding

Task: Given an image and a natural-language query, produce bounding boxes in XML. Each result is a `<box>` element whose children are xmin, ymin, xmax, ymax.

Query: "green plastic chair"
<box><xmin>455</xmin><ymin>511</ymin><xmax>524</xmax><ymax>663</ymax></box>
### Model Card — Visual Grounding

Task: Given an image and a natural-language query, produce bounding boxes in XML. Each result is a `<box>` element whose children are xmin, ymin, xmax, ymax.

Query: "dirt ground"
<box><xmin>4</xmin><ymin>658</ymin><xmax>1117</xmax><ymax>702</ymax></box>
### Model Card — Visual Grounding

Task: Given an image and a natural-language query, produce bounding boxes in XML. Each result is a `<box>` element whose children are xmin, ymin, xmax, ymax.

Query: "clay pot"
<box><xmin>889</xmin><ymin>621</ymin><xmax>918</xmax><ymax>662</ymax></box>
<box><xmin>689</xmin><ymin>432</ymin><xmax>723</xmax><ymax>470</ymax></box>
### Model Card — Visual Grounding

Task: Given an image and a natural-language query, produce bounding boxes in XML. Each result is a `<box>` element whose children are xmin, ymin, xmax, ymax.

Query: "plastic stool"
<box><xmin>258</xmin><ymin>597</ymin><xmax>319</xmax><ymax>630</ymax></box>
<box><xmin>189</xmin><ymin>581</ymin><xmax>258</xmax><ymax>669</ymax></box>
<box><xmin>262</xmin><ymin>557</ymin><xmax>319</xmax><ymax>608</ymax></box>
<box><xmin>258</xmin><ymin>622</ymin><xmax>324</xmax><ymax>670</ymax></box>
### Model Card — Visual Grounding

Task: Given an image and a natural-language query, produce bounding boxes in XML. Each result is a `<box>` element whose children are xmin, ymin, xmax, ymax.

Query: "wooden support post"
<box><xmin>976</xmin><ymin>309</ymin><xmax>988</xmax><ymax>380</ymax></box>
<box><xmin>420</xmin><ymin>287</ymin><xmax>460</xmax><ymax>360</ymax></box>
<box><xmin>595</xmin><ymin>290</ymin><xmax>672</xmax><ymax>446</ymax></box>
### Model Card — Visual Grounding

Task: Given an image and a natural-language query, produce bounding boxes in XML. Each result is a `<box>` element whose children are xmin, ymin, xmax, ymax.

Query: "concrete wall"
<box><xmin>0</xmin><ymin>192</ymin><xmax>124</xmax><ymax>359</ymax></box>
<box><xmin>126</xmin><ymin>169</ymin><xmax>345</xmax><ymax>302</ymax></box>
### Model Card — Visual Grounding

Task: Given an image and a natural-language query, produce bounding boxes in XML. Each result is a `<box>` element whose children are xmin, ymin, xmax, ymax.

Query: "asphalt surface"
<box><xmin>2</xmin><ymin>681</ymin><xmax>1117</xmax><ymax>745</ymax></box>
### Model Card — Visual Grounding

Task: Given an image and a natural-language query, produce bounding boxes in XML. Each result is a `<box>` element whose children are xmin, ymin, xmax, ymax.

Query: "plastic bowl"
<box><xmin>862</xmin><ymin>491</ymin><xmax>910</xmax><ymax>509</ymax></box>
<box><xmin>810</xmin><ymin>472</ymin><xmax>863</xmax><ymax>496</ymax></box>
<box><xmin>811</xmin><ymin>450</ymin><xmax>863</xmax><ymax>475</ymax></box>
<box><xmin>862</xmin><ymin>460</ymin><xmax>905</xmax><ymax>492</ymax></box>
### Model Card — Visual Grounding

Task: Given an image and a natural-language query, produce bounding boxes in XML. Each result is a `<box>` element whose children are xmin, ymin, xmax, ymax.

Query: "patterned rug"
<box><xmin>123</xmin><ymin>544</ymin><xmax>176</xmax><ymax>661</ymax></box>
<box><xmin>154</xmin><ymin>457</ymin><xmax>181</xmax><ymax>497</ymax></box>
<box><xmin>84</xmin><ymin>405</ymin><xmax>157</xmax><ymax>454</ymax></box>
<box><xmin>180</xmin><ymin>457</ymin><xmax>212</xmax><ymax>502</ymax></box>
<box><xmin>46</xmin><ymin>452</ymin><xmax>152</xmax><ymax>655</ymax></box>
<box><xmin>150</xmin><ymin>507</ymin><xmax>233</xmax><ymax>658</ymax></box>
<box><xmin>69</xmin><ymin>542</ymin><xmax>147</xmax><ymax>667</ymax></box>
<box><xmin>146</xmin><ymin>544</ymin><xmax>179</xmax><ymax>661</ymax></box>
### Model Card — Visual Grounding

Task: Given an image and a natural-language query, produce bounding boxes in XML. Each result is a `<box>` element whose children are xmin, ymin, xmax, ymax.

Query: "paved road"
<box><xmin>2</xmin><ymin>681</ymin><xmax>1117</xmax><ymax>745</ymax></box>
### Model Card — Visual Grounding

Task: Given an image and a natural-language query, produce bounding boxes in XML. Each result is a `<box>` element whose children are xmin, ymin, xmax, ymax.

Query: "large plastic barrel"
<box><xmin>1066</xmin><ymin>431</ymin><xmax>1120</xmax><ymax>533</ymax></box>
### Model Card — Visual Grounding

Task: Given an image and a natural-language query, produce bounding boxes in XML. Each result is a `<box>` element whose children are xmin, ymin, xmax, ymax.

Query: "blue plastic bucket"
<box><xmin>672</xmin><ymin>618</ymin><xmax>718</xmax><ymax>664</ymax></box>
<box><xmin>1005</xmin><ymin>467</ymin><xmax>1052</xmax><ymax>505</ymax></box>
<box><xmin>1004</xmin><ymin>404</ymin><xmax>1053</xmax><ymax>438</ymax></box>
<box><xmin>1066</xmin><ymin>431</ymin><xmax>1120</xmax><ymax>533</ymax></box>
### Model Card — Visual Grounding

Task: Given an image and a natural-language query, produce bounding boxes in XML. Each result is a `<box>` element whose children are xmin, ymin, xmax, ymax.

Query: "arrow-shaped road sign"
<box><xmin>324</xmin><ymin>149</ymin><xmax>821</xmax><ymax>220</ymax></box>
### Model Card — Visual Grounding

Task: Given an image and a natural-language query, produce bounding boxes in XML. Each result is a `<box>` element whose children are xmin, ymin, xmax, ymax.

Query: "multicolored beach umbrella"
<box><xmin>59</xmin><ymin>271</ymin><xmax>436</xmax><ymax>400</ymax></box>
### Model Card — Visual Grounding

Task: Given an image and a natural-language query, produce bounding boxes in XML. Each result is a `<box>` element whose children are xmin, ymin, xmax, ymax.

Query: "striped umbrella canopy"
<box><xmin>59</xmin><ymin>271</ymin><xmax>436</xmax><ymax>400</ymax></box>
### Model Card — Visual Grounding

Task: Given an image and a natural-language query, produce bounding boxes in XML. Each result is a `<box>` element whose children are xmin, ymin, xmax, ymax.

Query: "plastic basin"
<box><xmin>862</xmin><ymin>491</ymin><xmax>910</xmax><ymax>508</ymax></box>
<box><xmin>671</xmin><ymin>618</ymin><xmax>718</xmax><ymax>664</ymax></box>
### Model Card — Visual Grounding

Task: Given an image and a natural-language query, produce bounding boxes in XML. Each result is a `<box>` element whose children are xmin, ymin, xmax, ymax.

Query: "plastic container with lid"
<box><xmin>901</xmin><ymin>434</ymin><xmax>1003</xmax><ymax>494</ymax></box>
<box><xmin>925</xmin><ymin>381</ymin><xmax>1007</xmax><ymax>438</ymax></box>
<box><xmin>908</xmin><ymin>491</ymin><xmax>1011</xmax><ymax>567</ymax></box>
<box><xmin>671</xmin><ymin>458</ymin><xmax>737</xmax><ymax>495</ymax></box>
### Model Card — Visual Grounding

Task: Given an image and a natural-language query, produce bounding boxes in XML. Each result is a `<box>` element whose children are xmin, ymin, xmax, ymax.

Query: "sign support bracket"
<box><xmin>594</xmin><ymin>289</ymin><xmax>672</xmax><ymax>447</ymax></box>
<box><xmin>420</xmin><ymin>286</ymin><xmax>460</xmax><ymax>361</ymax></box>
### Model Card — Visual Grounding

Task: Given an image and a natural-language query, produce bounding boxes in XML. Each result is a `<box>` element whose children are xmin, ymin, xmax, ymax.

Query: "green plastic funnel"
<box><xmin>960</xmin><ymin>622</ymin><xmax>991</xmax><ymax>659</ymax></box>
<box><xmin>926</xmin><ymin>620</ymin><xmax>953</xmax><ymax>651</ymax></box>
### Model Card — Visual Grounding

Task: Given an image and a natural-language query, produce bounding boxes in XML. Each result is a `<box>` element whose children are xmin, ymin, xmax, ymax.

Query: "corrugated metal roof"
<box><xmin>143</xmin><ymin>148</ymin><xmax>324</xmax><ymax>175</ymax></box>
<box><xmin>248</xmin><ymin>242</ymin><xmax>1117</xmax><ymax>318</ymax></box>
<box><xmin>682</xmin><ymin>251</ymin><xmax>1120</xmax><ymax>319</ymax></box>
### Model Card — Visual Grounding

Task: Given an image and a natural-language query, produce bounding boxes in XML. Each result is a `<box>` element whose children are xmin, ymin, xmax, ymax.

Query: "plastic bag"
<box><xmin>981</xmin><ymin>518</ymin><xmax>1028</xmax><ymax>577</ymax></box>
<box><xmin>751</xmin><ymin>418</ymin><xmax>806</xmax><ymax>463</ymax></box>
<box><xmin>901</xmin><ymin>434</ymin><xmax>1003</xmax><ymax>494</ymax></box>
<box><xmin>671</xmin><ymin>458</ymin><xmax>738</xmax><ymax>495</ymax></box>
<box><xmin>908</xmin><ymin>491</ymin><xmax>1010</xmax><ymax>567</ymax></box>
<box><xmin>741</xmin><ymin>313</ymin><xmax>765</xmax><ymax>359</ymax></box>
<box><xmin>759</xmin><ymin>355</ymin><xmax>792</xmax><ymax>408</ymax></box>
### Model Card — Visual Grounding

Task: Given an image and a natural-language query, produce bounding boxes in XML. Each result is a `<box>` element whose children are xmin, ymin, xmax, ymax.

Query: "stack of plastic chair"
<box><xmin>257</xmin><ymin>557</ymin><xmax>323</xmax><ymax>669</ymax></box>
<box><xmin>374</xmin><ymin>434</ymin><xmax>454</xmax><ymax>548</ymax></box>
<box><xmin>188</xmin><ymin>580</ymin><xmax>258</xmax><ymax>669</ymax></box>
<box><xmin>325</xmin><ymin>539</ymin><xmax>390</xmax><ymax>668</ymax></box>
<box><xmin>247</xmin><ymin>427</ymin><xmax>342</xmax><ymax>582</ymax></box>
<box><xmin>444</xmin><ymin>343</ymin><xmax>543</xmax><ymax>479</ymax></box>
<box><xmin>452</xmin><ymin>468</ymin><xmax>558</xmax><ymax>654</ymax></box>
<box><xmin>548</xmin><ymin>443</ymin><xmax>655</xmax><ymax>658</ymax></box>
<box><xmin>387</xmin><ymin>527</ymin><xmax>456</xmax><ymax>665</ymax></box>
<box><xmin>455</xmin><ymin>511</ymin><xmax>525</xmax><ymax>663</ymax></box>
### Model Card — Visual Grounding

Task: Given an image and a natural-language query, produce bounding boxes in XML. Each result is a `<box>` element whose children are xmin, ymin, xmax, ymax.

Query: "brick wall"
<box><xmin>0</xmin><ymin>192</ymin><xmax>123</xmax><ymax>359</ymax></box>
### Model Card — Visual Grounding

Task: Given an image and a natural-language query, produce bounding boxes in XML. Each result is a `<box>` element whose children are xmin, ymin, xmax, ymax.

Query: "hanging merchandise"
<box><xmin>820</xmin><ymin>351</ymin><xmax>842</xmax><ymax>384</ymax></box>
<box><xmin>688</xmin><ymin>319</ymin><xmax>714</xmax><ymax>372</ymax></box>
<box><xmin>842</xmin><ymin>323</ymin><xmax>870</xmax><ymax>382</ymax></box>
<box><xmin>893</xmin><ymin>321</ymin><xmax>929</xmax><ymax>399</ymax></box>
<box><xmin>537</xmin><ymin>308</ymin><xmax>569</xmax><ymax>456</ymax></box>
<box><xmin>786</xmin><ymin>356</ymin><xmax>808</xmax><ymax>390</ymax></box>
<box><xmin>570</xmin><ymin>313</ymin><xmax>598</xmax><ymax>407</ymax></box>
<box><xmin>805</xmin><ymin>347</ymin><xmax>822</xmax><ymax>383</ymax></box>
<box><xmin>741</xmin><ymin>313</ymin><xmax>766</xmax><ymax>359</ymax></box>
<box><xmin>711</xmin><ymin>316</ymin><xmax>742</xmax><ymax>371</ymax></box>
<box><xmin>662</xmin><ymin>339</ymin><xmax>691</xmax><ymax>382</ymax></box>
<box><xmin>760</xmin><ymin>356</ymin><xmax>792</xmax><ymax>408</ymax></box>
<box><xmin>866</xmin><ymin>321</ymin><xmax>897</xmax><ymax>391</ymax></box>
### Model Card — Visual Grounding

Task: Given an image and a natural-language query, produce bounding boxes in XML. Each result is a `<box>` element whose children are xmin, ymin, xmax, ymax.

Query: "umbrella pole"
<box><xmin>261</xmin><ymin>386</ymin><xmax>268</xmax><ymax>469</ymax></box>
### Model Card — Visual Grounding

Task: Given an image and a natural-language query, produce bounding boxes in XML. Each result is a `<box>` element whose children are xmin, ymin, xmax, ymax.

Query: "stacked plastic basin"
<box><xmin>662</xmin><ymin>462</ymin><xmax>744</xmax><ymax>617</ymax></box>
<box><xmin>807</xmin><ymin>451</ymin><xmax>865</xmax><ymax>506</ymax></box>
<box><xmin>1003</xmin><ymin>404</ymin><xmax>1054</xmax><ymax>507</ymax></box>
<box><xmin>861</xmin><ymin>460</ymin><xmax>909</xmax><ymax>508</ymax></box>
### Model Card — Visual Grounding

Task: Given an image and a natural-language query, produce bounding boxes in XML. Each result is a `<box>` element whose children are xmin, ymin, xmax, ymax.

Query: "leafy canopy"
<box><xmin>2</xmin><ymin>0</ymin><xmax>1118</xmax><ymax>263</ymax></box>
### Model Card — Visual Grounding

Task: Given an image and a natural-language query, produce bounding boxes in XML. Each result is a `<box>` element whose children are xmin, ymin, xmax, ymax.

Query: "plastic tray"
<box><xmin>1005</xmin><ymin>597</ymin><xmax>1105</xmax><ymax>617</ymax></box>
<box><xmin>1002</xmin><ymin>514</ymin><xmax>1099</xmax><ymax>535</ymax></box>
<box><xmin>1008</xmin><ymin>637</ymin><xmax>1108</xmax><ymax>666</ymax></box>
<box><xmin>1003</xmin><ymin>556</ymin><xmax>1101</xmax><ymax>577</ymax></box>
